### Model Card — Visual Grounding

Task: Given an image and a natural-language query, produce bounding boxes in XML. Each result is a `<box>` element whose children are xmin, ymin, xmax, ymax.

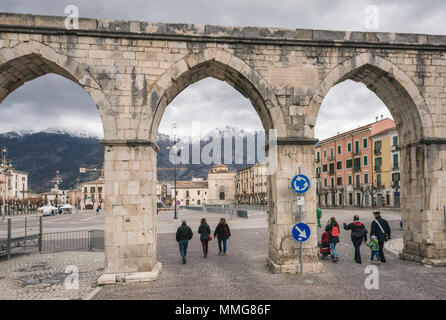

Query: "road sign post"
<box><xmin>291</xmin><ymin>169</ymin><xmax>311</xmax><ymax>274</ymax></box>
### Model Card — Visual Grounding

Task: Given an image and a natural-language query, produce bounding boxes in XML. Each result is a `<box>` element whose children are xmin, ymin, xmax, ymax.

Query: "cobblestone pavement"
<box><xmin>94</xmin><ymin>210</ymin><xmax>446</xmax><ymax>300</ymax></box>
<box><xmin>0</xmin><ymin>251</ymin><xmax>103</xmax><ymax>300</ymax></box>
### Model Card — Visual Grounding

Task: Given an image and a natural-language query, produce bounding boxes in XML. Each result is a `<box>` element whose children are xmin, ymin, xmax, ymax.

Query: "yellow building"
<box><xmin>236</xmin><ymin>163</ymin><xmax>268</xmax><ymax>205</ymax></box>
<box><xmin>371</xmin><ymin>127</ymin><xmax>400</xmax><ymax>208</ymax></box>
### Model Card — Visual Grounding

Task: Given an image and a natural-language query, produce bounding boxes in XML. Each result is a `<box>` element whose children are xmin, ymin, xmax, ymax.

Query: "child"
<box><xmin>366</xmin><ymin>235</ymin><xmax>381</xmax><ymax>264</ymax></box>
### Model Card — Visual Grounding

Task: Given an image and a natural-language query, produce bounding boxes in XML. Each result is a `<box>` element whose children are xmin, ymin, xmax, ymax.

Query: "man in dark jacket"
<box><xmin>343</xmin><ymin>215</ymin><xmax>368</xmax><ymax>264</ymax></box>
<box><xmin>176</xmin><ymin>220</ymin><xmax>193</xmax><ymax>264</ymax></box>
<box><xmin>370</xmin><ymin>211</ymin><xmax>391</xmax><ymax>263</ymax></box>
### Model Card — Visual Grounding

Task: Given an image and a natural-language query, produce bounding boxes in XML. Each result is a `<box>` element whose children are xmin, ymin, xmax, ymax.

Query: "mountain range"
<box><xmin>0</xmin><ymin>126</ymin><xmax>266</xmax><ymax>193</ymax></box>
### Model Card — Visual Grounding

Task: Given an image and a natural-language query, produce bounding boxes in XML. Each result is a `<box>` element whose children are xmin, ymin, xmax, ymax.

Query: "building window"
<box><xmin>392</xmin><ymin>135</ymin><xmax>398</xmax><ymax>147</ymax></box>
<box><xmin>363</xmin><ymin>155</ymin><xmax>368</xmax><ymax>166</ymax></box>
<box><xmin>337</xmin><ymin>161</ymin><xmax>342</xmax><ymax>170</ymax></box>
<box><xmin>330</xmin><ymin>147</ymin><xmax>334</xmax><ymax>158</ymax></box>
<box><xmin>364</xmin><ymin>173</ymin><xmax>369</xmax><ymax>184</ymax></box>
<box><xmin>219</xmin><ymin>192</ymin><xmax>225</xmax><ymax>200</ymax></box>
<box><xmin>355</xmin><ymin>140</ymin><xmax>360</xmax><ymax>153</ymax></box>
<box><xmin>331</xmin><ymin>177</ymin><xmax>334</xmax><ymax>187</ymax></box>
<box><xmin>84</xmin><ymin>187</ymin><xmax>87</xmax><ymax>193</ymax></box>
<box><xmin>324</xmin><ymin>178</ymin><xmax>327</xmax><ymax>187</ymax></box>
<box><xmin>197</xmin><ymin>190</ymin><xmax>200</xmax><ymax>195</ymax></box>
<box><xmin>197</xmin><ymin>200</ymin><xmax>201</xmax><ymax>205</ymax></box>
<box><xmin>348</xmin><ymin>175</ymin><xmax>352</xmax><ymax>185</ymax></box>
<box><xmin>323</xmin><ymin>164</ymin><xmax>328</xmax><ymax>172</ymax></box>
<box><xmin>337</xmin><ymin>145</ymin><xmax>341</xmax><ymax>154</ymax></box>
<box><xmin>355</xmin><ymin>174</ymin><xmax>360</xmax><ymax>187</ymax></box>
<box><xmin>323</xmin><ymin>149</ymin><xmax>327</xmax><ymax>158</ymax></box>
<box><xmin>337</xmin><ymin>176</ymin><xmax>342</xmax><ymax>185</ymax></box>
<box><xmin>393</xmin><ymin>154</ymin><xmax>399</xmax><ymax>169</ymax></box>
<box><xmin>347</xmin><ymin>142</ymin><xmax>352</xmax><ymax>152</ymax></box>
<box><xmin>363</xmin><ymin>138</ymin><xmax>368</xmax><ymax>148</ymax></box>
<box><xmin>90</xmin><ymin>187</ymin><xmax>95</xmax><ymax>194</ymax></box>
<box><xmin>346</xmin><ymin>159</ymin><xmax>352</xmax><ymax>168</ymax></box>
<box><xmin>186</xmin><ymin>191</ymin><xmax>189</xmax><ymax>197</ymax></box>
<box><xmin>317</xmin><ymin>152</ymin><xmax>320</xmax><ymax>161</ymax></box>
<box><xmin>377</xmin><ymin>173</ymin><xmax>382</xmax><ymax>187</ymax></box>
<box><xmin>98</xmin><ymin>187</ymin><xmax>102</xmax><ymax>193</ymax></box>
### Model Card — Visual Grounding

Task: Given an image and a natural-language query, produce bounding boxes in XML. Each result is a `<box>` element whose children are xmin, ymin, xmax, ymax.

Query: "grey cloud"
<box><xmin>0</xmin><ymin>1</ymin><xmax>442</xmax><ymax>140</ymax></box>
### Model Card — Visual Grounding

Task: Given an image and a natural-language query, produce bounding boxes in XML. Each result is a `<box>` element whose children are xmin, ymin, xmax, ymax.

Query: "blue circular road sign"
<box><xmin>291</xmin><ymin>174</ymin><xmax>310</xmax><ymax>194</ymax></box>
<box><xmin>176</xmin><ymin>200</ymin><xmax>180</xmax><ymax>205</ymax></box>
<box><xmin>292</xmin><ymin>223</ymin><xmax>311</xmax><ymax>242</ymax></box>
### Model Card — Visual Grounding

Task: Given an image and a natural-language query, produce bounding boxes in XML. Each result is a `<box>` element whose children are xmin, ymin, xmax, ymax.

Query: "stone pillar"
<box><xmin>400</xmin><ymin>140</ymin><xmax>446</xmax><ymax>265</ymax></box>
<box><xmin>267</xmin><ymin>139</ymin><xmax>323</xmax><ymax>273</ymax></box>
<box><xmin>98</xmin><ymin>140</ymin><xmax>161</xmax><ymax>284</ymax></box>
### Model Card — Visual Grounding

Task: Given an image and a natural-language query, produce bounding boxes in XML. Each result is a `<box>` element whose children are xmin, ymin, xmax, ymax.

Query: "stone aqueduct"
<box><xmin>0</xmin><ymin>13</ymin><xmax>445</xmax><ymax>283</ymax></box>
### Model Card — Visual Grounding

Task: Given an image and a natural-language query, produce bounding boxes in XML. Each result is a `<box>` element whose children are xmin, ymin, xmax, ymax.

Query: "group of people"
<box><xmin>175</xmin><ymin>217</ymin><xmax>231</xmax><ymax>264</ymax></box>
<box><xmin>323</xmin><ymin>211</ymin><xmax>391</xmax><ymax>264</ymax></box>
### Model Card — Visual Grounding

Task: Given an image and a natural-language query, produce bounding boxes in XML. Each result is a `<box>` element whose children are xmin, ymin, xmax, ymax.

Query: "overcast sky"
<box><xmin>1</xmin><ymin>0</ymin><xmax>445</xmax><ymax>139</ymax></box>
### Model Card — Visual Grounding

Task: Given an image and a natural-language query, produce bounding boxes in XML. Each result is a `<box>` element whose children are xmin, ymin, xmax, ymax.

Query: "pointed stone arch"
<box><xmin>309</xmin><ymin>52</ymin><xmax>434</xmax><ymax>145</ymax></box>
<box><xmin>0</xmin><ymin>41</ymin><xmax>116</xmax><ymax>140</ymax></box>
<box><xmin>146</xmin><ymin>48</ymin><xmax>285</xmax><ymax>142</ymax></box>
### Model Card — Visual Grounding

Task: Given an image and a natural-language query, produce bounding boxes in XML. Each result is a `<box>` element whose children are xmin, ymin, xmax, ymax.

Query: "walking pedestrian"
<box><xmin>96</xmin><ymin>207</ymin><xmax>100</xmax><ymax>215</ymax></box>
<box><xmin>176</xmin><ymin>220</ymin><xmax>193</xmax><ymax>264</ymax></box>
<box><xmin>325</xmin><ymin>217</ymin><xmax>340</xmax><ymax>263</ymax></box>
<box><xmin>198</xmin><ymin>218</ymin><xmax>212</xmax><ymax>258</ymax></box>
<box><xmin>316</xmin><ymin>207</ymin><xmax>323</xmax><ymax>228</ymax></box>
<box><xmin>214</xmin><ymin>217</ymin><xmax>231</xmax><ymax>256</ymax></box>
<box><xmin>370</xmin><ymin>211</ymin><xmax>391</xmax><ymax>263</ymax></box>
<box><xmin>365</xmin><ymin>235</ymin><xmax>381</xmax><ymax>264</ymax></box>
<box><xmin>343</xmin><ymin>215</ymin><xmax>368</xmax><ymax>264</ymax></box>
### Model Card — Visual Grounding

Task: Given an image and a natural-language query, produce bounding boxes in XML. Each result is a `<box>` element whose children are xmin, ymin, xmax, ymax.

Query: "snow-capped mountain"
<box><xmin>0</xmin><ymin>126</ymin><xmax>265</xmax><ymax>192</ymax></box>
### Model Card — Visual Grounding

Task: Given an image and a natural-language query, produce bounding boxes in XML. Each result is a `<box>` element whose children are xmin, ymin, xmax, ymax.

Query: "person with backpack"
<box><xmin>365</xmin><ymin>235</ymin><xmax>381</xmax><ymax>264</ymax></box>
<box><xmin>325</xmin><ymin>217</ymin><xmax>340</xmax><ymax>263</ymax></box>
<box><xmin>343</xmin><ymin>215</ymin><xmax>368</xmax><ymax>264</ymax></box>
<box><xmin>198</xmin><ymin>218</ymin><xmax>212</xmax><ymax>258</ymax></box>
<box><xmin>176</xmin><ymin>220</ymin><xmax>193</xmax><ymax>264</ymax></box>
<box><xmin>370</xmin><ymin>211</ymin><xmax>391</xmax><ymax>263</ymax></box>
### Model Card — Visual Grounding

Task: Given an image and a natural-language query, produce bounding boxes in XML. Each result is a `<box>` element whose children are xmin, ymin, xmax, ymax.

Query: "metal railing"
<box><xmin>41</xmin><ymin>229</ymin><xmax>103</xmax><ymax>253</ymax></box>
<box><xmin>0</xmin><ymin>216</ymin><xmax>42</xmax><ymax>259</ymax></box>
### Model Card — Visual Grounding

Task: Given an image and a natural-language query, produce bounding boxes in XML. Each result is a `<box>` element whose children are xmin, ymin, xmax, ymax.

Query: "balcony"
<box><xmin>391</xmin><ymin>144</ymin><xmax>398</xmax><ymax>151</ymax></box>
<box><xmin>374</xmin><ymin>149</ymin><xmax>382</xmax><ymax>155</ymax></box>
<box><xmin>328</xmin><ymin>155</ymin><xmax>335</xmax><ymax>161</ymax></box>
<box><xmin>374</xmin><ymin>165</ymin><xmax>382</xmax><ymax>172</ymax></box>
<box><xmin>353</xmin><ymin>150</ymin><xmax>360</xmax><ymax>156</ymax></box>
<box><xmin>315</xmin><ymin>158</ymin><xmax>320</xmax><ymax>163</ymax></box>
<box><xmin>353</xmin><ymin>166</ymin><xmax>361</xmax><ymax>172</ymax></box>
<box><xmin>392</xmin><ymin>181</ymin><xmax>400</xmax><ymax>188</ymax></box>
<box><xmin>316</xmin><ymin>173</ymin><xmax>321</xmax><ymax>179</ymax></box>
<box><xmin>329</xmin><ymin>169</ymin><xmax>335</xmax><ymax>175</ymax></box>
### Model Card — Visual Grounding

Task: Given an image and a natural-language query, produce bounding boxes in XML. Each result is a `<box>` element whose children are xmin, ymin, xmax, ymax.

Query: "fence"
<box><xmin>0</xmin><ymin>216</ymin><xmax>42</xmax><ymax>259</ymax></box>
<box><xmin>0</xmin><ymin>216</ymin><xmax>104</xmax><ymax>259</ymax></box>
<box><xmin>41</xmin><ymin>229</ymin><xmax>104</xmax><ymax>253</ymax></box>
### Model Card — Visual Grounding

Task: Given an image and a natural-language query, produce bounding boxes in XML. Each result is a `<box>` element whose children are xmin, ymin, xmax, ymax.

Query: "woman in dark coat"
<box><xmin>214</xmin><ymin>217</ymin><xmax>231</xmax><ymax>255</ymax></box>
<box><xmin>325</xmin><ymin>217</ymin><xmax>340</xmax><ymax>263</ymax></box>
<box><xmin>198</xmin><ymin>218</ymin><xmax>211</xmax><ymax>258</ymax></box>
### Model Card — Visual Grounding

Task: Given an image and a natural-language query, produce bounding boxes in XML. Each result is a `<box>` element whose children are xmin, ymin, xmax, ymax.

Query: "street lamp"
<box><xmin>167</xmin><ymin>144</ymin><xmax>183</xmax><ymax>220</ymax></box>
<box><xmin>1</xmin><ymin>147</ymin><xmax>12</xmax><ymax>219</ymax></box>
<box><xmin>52</xmin><ymin>170</ymin><xmax>63</xmax><ymax>207</ymax></box>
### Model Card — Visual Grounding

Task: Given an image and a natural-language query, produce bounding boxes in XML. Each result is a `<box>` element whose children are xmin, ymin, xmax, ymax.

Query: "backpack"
<box><xmin>331</xmin><ymin>225</ymin><xmax>339</xmax><ymax>237</ymax></box>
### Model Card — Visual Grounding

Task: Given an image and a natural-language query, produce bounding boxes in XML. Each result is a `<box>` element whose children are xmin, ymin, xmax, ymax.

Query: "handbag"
<box><xmin>203</xmin><ymin>227</ymin><xmax>212</xmax><ymax>240</ymax></box>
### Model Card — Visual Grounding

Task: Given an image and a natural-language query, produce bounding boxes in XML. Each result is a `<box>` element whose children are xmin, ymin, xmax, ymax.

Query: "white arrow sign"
<box><xmin>294</xmin><ymin>225</ymin><xmax>307</xmax><ymax>239</ymax></box>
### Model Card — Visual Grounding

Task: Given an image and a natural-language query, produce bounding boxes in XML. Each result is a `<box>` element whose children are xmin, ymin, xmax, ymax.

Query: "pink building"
<box><xmin>316</xmin><ymin>118</ymin><xmax>395</xmax><ymax>207</ymax></box>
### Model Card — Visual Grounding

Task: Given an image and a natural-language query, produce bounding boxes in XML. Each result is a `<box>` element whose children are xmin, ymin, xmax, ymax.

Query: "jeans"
<box><xmin>370</xmin><ymin>250</ymin><xmax>380</xmax><ymax>262</ymax></box>
<box><xmin>178</xmin><ymin>240</ymin><xmax>189</xmax><ymax>259</ymax></box>
<box><xmin>330</xmin><ymin>242</ymin><xmax>338</xmax><ymax>260</ymax></box>
<box><xmin>352</xmin><ymin>240</ymin><xmax>362</xmax><ymax>263</ymax></box>
<box><xmin>201</xmin><ymin>240</ymin><xmax>209</xmax><ymax>256</ymax></box>
<box><xmin>218</xmin><ymin>238</ymin><xmax>228</xmax><ymax>253</ymax></box>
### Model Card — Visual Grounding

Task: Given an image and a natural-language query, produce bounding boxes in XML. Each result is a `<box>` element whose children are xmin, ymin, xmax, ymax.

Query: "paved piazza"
<box><xmin>2</xmin><ymin>208</ymin><xmax>446</xmax><ymax>300</ymax></box>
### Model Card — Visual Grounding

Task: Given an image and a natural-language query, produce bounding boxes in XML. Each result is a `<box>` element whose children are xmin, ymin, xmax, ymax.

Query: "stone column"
<box><xmin>267</xmin><ymin>138</ymin><xmax>323</xmax><ymax>273</ymax></box>
<box><xmin>400</xmin><ymin>140</ymin><xmax>446</xmax><ymax>264</ymax></box>
<box><xmin>98</xmin><ymin>140</ymin><xmax>161</xmax><ymax>284</ymax></box>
